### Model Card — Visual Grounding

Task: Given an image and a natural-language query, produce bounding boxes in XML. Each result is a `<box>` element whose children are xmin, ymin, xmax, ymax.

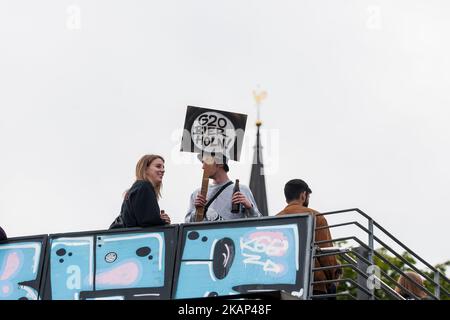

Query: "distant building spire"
<box><xmin>249</xmin><ymin>89</ymin><xmax>269</xmax><ymax>216</ymax></box>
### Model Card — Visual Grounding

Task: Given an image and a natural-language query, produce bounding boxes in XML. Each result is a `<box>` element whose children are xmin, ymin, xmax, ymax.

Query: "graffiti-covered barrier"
<box><xmin>41</xmin><ymin>227</ymin><xmax>178</xmax><ymax>300</ymax></box>
<box><xmin>0</xmin><ymin>214</ymin><xmax>314</xmax><ymax>300</ymax></box>
<box><xmin>173</xmin><ymin>215</ymin><xmax>314</xmax><ymax>299</ymax></box>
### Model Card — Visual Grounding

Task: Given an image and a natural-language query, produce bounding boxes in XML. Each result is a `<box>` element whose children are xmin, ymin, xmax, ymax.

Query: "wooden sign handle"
<box><xmin>194</xmin><ymin>168</ymin><xmax>210</xmax><ymax>222</ymax></box>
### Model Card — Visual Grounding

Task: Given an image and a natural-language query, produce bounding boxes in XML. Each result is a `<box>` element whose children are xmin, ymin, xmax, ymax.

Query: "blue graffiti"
<box><xmin>49</xmin><ymin>232</ymin><xmax>166</xmax><ymax>300</ymax></box>
<box><xmin>50</xmin><ymin>236</ymin><xmax>94</xmax><ymax>300</ymax></box>
<box><xmin>95</xmin><ymin>233</ymin><xmax>165</xmax><ymax>290</ymax></box>
<box><xmin>1</xmin><ymin>216</ymin><xmax>312</xmax><ymax>300</ymax></box>
<box><xmin>0</xmin><ymin>241</ymin><xmax>43</xmax><ymax>300</ymax></box>
<box><xmin>175</xmin><ymin>224</ymin><xmax>299</xmax><ymax>299</ymax></box>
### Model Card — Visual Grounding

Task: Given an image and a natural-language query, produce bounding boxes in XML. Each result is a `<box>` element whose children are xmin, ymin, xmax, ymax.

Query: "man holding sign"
<box><xmin>181</xmin><ymin>106</ymin><xmax>262</xmax><ymax>222</ymax></box>
<box><xmin>185</xmin><ymin>152</ymin><xmax>261</xmax><ymax>222</ymax></box>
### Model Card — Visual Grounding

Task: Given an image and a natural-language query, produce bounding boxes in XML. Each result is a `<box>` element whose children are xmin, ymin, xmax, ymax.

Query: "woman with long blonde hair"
<box><xmin>110</xmin><ymin>154</ymin><xmax>171</xmax><ymax>228</ymax></box>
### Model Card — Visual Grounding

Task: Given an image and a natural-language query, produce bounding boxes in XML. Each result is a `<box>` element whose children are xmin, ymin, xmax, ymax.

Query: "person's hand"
<box><xmin>232</xmin><ymin>192</ymin><xmax>252</xmax><ymax>209</ymax></box>
<box><xmin>160</xmin><ymin>210</ymin><xmax>171</xmax><ymax>224</ymax></box>
<box><xmin>194</xmin><ymin>194</ymin><xmax>207</xmax><ymax>209</ymax></box>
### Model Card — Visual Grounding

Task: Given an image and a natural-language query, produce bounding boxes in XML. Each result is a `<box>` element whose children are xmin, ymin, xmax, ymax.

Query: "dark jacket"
<box><xmin>277</xmin><ymin>202</ymin><xmax>340</xmax><ymax>294</ymax></box>
<box><xmin>111</xmin><ymin>180</ymin><xmax>165</xmax><ymax>228</ymax></box>
<box><xmin>0</xmin><ymin>226</ymin><xmax>6</xmax><ymax>241</ymax></box>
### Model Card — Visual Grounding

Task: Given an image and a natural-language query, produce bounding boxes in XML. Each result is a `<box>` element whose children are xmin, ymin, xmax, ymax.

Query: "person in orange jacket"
<box><xmin>276</xmin><ymin>179</ymin><xmax>341</xmax><ymax>297</ymax></box>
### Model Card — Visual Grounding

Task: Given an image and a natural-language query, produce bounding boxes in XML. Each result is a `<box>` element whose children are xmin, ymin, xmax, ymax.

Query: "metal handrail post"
<box><xmin>435</xmin><ymin>272</ymin><xmax>441</xmax><ymax>299</ymax></box>
<box><xmin>368</xmin><ymin>218</ymin><xmax>375</xmax><ymax>300</ymax></box>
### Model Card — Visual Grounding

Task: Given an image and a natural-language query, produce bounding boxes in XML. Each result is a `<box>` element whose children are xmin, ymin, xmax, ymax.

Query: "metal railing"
<box><xmin>309</xmin><ymin>208</ymin><xmax>449</xmax><ymax>300</ymax></box>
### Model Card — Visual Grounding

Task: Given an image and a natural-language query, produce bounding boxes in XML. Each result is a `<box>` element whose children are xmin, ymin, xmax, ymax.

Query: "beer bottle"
<box><xmin>231</xmin><ymin>179</ymin><xmax>241</xmax><ymax>213</ymax></box>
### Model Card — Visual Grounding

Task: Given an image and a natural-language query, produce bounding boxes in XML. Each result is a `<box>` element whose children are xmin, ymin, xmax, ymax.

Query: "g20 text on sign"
<box><xmin>181</xmin><ymin>106</ymin><xmax>247</xmax><ymax>161</ymax></box>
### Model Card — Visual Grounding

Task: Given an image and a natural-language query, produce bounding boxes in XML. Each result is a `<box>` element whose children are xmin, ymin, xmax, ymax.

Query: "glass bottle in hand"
<box><xmin>231</xmin><ymin>179</ymin><xmax>241</xmax><ymax>214</ymax></box>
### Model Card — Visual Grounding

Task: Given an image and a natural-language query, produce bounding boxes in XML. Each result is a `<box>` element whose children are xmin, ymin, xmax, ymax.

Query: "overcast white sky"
<box><xmin>1</xmin><ymin>0</ymin><xmax>449</xmax><ymax>266</ymax></box>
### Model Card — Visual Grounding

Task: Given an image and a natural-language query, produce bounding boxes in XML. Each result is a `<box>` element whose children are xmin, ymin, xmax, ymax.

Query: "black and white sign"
<box><xmin>181</xmin><ymin>106</ymin><xmax>247</xmax><ymax>161</ymax></box>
